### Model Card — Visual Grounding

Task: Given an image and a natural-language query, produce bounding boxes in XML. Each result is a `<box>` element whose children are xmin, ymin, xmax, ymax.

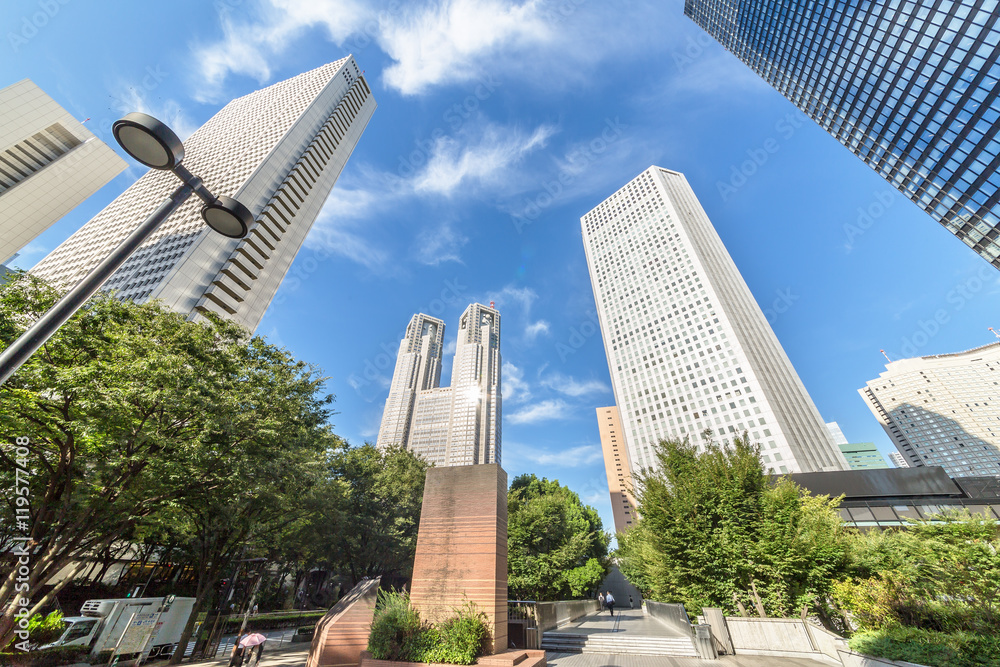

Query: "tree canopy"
<box><xmin>616</xmin><ymin>435</ymin><xmax>852</xmax><ymax>625</ymax></box>
<box><xmin>507</xmin><ymin>474</ymin><xmax>610</xmax><ymax>601</ymax></box>
<box><xmin>0</xmin><ymin>272</ymin><xmax>339</xmax><ymax>650</ymax></box>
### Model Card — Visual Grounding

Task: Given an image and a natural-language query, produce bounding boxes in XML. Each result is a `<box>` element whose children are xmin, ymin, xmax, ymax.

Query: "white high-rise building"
<box><xmin>376</xmin><ymin>303</ymin><xmax>501</xmax><ymax>467</ymax></box>
<box><xmin>888</xmin><ymin>451</ymin><xmax>910</xmax><ymax>468</ymax></box>
<box><xmin>378</xmin><ymin>313</ymin><xmax>446</xmax><ymax>449</ymax></box>
<box><xmin>31</xmin><ymin>57</ymin><xmax>375</xmax><ymax>331</ymax></box>
<box><xmin>0</xmin><ymin>79</ymin><xmax>126</xmax><ymax>265</ymax></box>
<box><xmin>582</xmin><ymin>166</ymin><xmax>848</xmax><ymax>475</ymax></box>
<box><xmin>859</xmin><ymin>342</ymin><xmax>1000</xmax><ymax>476</ymax></box>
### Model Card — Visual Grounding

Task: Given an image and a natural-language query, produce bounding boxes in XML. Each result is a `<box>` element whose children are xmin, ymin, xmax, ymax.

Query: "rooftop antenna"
<box><xmin>991</xmin><ymin>327</ymin><xmax>1000</xmax><ymax>340</ymax></box>
<box><xmin>880</xmin><ymin>349</ymin><xmax>891</xmax><ymax>363</ymax></box>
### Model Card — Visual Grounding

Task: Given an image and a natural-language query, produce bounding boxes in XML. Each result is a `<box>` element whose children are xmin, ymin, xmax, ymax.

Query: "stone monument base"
<box><xmin>409</xmin><ymin>463</ymin><xmax>509</xmax><ymax>654</ymax></box>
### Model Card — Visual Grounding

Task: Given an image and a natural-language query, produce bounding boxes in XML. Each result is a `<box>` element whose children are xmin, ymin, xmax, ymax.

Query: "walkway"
<box><xmin>547</xmin><ymin>654</ymin><xmax>830</xmax><ymax>667</ymax></box>
<box><xmin>546</xmin><ymin>609</ymin><xmax>689</xmax><ymax>638</ymax></box>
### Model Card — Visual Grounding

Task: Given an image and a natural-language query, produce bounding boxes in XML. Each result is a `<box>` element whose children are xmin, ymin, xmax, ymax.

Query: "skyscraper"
<box><xmin>376</xmin><ymin>303</ymin><xmax>501</xmax><ymax>467</ymax></box>
<box><xmin>888</xmin><ymin>451</ymin><xmax>909</xmax><ymax>468</ymax></box>
<box><xmin>32</xmin><ymin>57</ymin><xmax>375</xmax><ymax>331</ymax></box>
<box><xmin>0</xmin><ymin>79</ymin><xmax>125</xmax><ymax>265</ymax></box>
<box><xmin>596</xmin><ymin>406</ymin><xmax>637</xmax><ymax>534</ymax></box>
<box><xmin>378</xmin><ymin>313</ymin><xmax>445</xmax><ymax>449</ymax></box>
<box><xmin>582</xmin><ymin>166</ymin><xmax>848</xmax><ymax>475</ymax></box>
<box><xmin>859</xmin><ymin>342</ymin><xmax>1000</xmax><ymax>476</ymax></box>
<box><xmin>684</xmin><ymin>1</ymin><xmax>1000</xmax><ymax>268</ymax></box>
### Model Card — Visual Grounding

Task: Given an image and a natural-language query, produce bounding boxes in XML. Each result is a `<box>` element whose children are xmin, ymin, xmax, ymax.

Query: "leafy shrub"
<box><xmin>27</xmin><ymin>611</ymin><xmax>65</xmax><ymax>646</ymax></box>
<box><xmin>423</xmin><ymin>604</ymin><xmax>490</xmax><ymax>665</ymax></box>
<box><xmin>849</xmin><ymin>627</ymin><xmax>1000</xmax><ymax>667</ymax></box>
<box><xmin>368</xmin><ymin>591</ymin><xmax>432</xmax><ymax>662</ymax></box>
<box><xmin>367</xmin><ymin>593</ymin><xmax>491</xmax><ymax>665</ymax></box>
<box><xmin>0</xmin><ymin>646</ymin><xmax>89</xmax><ymax>667</ymax></box>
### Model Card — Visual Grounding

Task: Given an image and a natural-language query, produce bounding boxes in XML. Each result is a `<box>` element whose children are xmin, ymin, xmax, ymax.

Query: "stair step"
<box><xmin>540</xmin><ymin>634</ymin><xmax>698</xmax><ymax>657</ymax></box>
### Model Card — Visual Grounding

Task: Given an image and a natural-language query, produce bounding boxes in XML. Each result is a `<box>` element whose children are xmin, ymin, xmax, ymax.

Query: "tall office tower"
<box><xmin>581</xmin><ymin>166</ymin><xmax>848</xmax><ymax>475</ymax></box>
<box><xmin>860</xmin><ymin>342</ymin><xmax>1000</xmax><ymax>476</ymax></box>
<box><xmin>31</xmin><ymin>57</ymin><xmax>375</xmax><ymax>331</ymax></box>
<box><xmin>826</xmin><ymin>421</ymin><xmax>849</xmax><ymax>446</ymax></box>
<box><xmin>596</xmin><ymin>406</ymin><xmax>637</xmax><ymax>534</ymax></box>
<box><xmin>376</xmin><ymin>303</ymin><xmax>501</xmax><ymax>467</ymax></box>
<box><xmin>888</xmin><ymin>451</ymin><xmax>910</xmax><ymax>468</ymax></box>
<box><xmin>684</xmin><ymin>1</ymin><xmax>1000</xmax><ymax>268</ymax></box>
<box><xmin>838</xmin><ymin>442</ymin><xmax>889</xmax><ymax>470</ymax></box>
<box><xmin>377</xmin><ymin>314</ymin><xmax>446</xmax><ymax>450</ymax></box>
<box><xmin>0</xmin><ymin>79</ymin><xmax>125</xmax><ymax>265</ymax></box>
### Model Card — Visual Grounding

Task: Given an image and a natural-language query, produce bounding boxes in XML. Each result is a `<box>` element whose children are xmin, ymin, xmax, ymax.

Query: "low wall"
<box><xmin>535</xmin><ymin>600</ymin><xmax>599</xmax><ymax>632</ymax></box>
<box><xmin>644</xmin><ymin>601</ymin><xmax>693</xmax><ymax>636</ymax></box>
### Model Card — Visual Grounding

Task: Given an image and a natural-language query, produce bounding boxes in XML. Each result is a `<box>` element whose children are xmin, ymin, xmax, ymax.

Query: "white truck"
<box><xmin>44</xmin><ymin>595</ymin><xmax>196</xmax><ymax>663</ymax></box>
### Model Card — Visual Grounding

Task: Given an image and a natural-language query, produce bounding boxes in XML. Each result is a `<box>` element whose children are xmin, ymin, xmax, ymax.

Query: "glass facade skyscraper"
<box><xmin>684</xmin><ymin>1</ymin><xmax>1000</xmax><ymax>268</ymax></box>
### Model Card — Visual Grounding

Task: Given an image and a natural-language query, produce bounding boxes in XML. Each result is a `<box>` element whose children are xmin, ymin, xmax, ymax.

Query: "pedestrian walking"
<box><xmin>629</xmin><ymin>595</ymin><xmax>634</xmax><ymax>609</ymax></box>
<box><xmin>598</xmin><ymin>592</ymin><xmax>605</xmax><ymax>611</ymax></box>
<box><xmin>605</xmin><ymin>591</ymin><xmax>616</xmax><ymax>617</ymax></box>
<box><xmin>228</xmin><ymin>642</ymin><xmax>244</xmax><ymax>667</ymax></box>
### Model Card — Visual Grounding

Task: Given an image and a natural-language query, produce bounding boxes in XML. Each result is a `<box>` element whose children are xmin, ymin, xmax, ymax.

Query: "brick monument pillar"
<box><xmin>409</xmin><ymin>464</ymin><xmax>508</xmax><ymax>654</ymax></box>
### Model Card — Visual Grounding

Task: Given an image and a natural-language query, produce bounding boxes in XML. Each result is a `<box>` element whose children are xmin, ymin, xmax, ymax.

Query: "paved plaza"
<box><xmin>546</xmin><ymin>608</ymin><xmax>688</xmax><ymax>637</ymax></box>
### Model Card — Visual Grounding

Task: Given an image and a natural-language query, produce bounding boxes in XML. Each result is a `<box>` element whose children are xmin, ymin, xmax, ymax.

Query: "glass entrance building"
<box><xmin>684</xmin><ymin>1</ymin><xmax>1000</xmax><ymax>267</ymax></box>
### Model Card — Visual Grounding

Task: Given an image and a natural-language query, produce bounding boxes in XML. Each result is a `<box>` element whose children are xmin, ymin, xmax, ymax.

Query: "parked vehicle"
<box><xmin>43</xmin><ymin>595</ymin><xmax>195</xmax><ymax>662</ymax></box>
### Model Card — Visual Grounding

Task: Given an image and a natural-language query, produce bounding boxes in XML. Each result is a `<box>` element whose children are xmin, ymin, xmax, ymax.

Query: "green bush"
<box><xmin>0</xmin><ymin>646</ymin><xmax>89</xmax><ymax>667</ymax></box>
<box><xmin>849</xmin><ymin>627</ymin><xmax>1000</xmax><ymax>667</ymax></box>
<box><xmin>368</xmin><ymin>591</ymin><xmax>431</xmax><ymax>662</ymax></box>
<box><xmin>423</xmin><ymin>604</ymin><xmax>490</xmax><ymax>665</ymax></box>
<box><xmin>367</xmin><ymin>592</ymin><xmax>491</xmax><ymax>665</ymax></box>
<box><xmin>27</xmin><ymin>611</ymin><xmax>65</xmax><ymax>646</ymax></box>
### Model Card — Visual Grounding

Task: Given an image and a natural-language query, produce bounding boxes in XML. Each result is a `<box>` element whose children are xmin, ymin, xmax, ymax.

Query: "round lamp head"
<box><xmin>112</xmin><ymin>112</ymin><xmax>184</xmax><ymax>169</ymax></box>
<box><xmin>202</xmin><ymin>196</ymin><xmax>252</xmax><ymax>238</ymax></box>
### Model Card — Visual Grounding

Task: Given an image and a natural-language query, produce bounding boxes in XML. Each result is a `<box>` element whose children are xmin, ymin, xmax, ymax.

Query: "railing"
<box><xmin>507</xmin><ymin>600</ymin><xmax>537</xmax><ymax>622</ymax></box>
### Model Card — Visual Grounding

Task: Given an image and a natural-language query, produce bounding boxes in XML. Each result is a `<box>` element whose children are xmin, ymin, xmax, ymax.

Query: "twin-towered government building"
<box><xmin>376</xmin><ymin>303</ymin><xmax>502</xmax><ymax>467</ymax></box>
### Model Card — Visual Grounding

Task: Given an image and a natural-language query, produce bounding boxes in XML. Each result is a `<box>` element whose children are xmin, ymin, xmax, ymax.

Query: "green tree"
<box><xmin>325</xmin><ymin>444</ymin><xmax>429</xmax><ymax>587</ymax></box>
<box><xmin>0</xmin><ymin>273</ymin><xmax>337</xmax><ymax>649</ymax></box>
<box><xmin>834</xmin><ymin>511</ymin><xmax>1000</xmax><ymax>635</ymax></box>
<box><xmin>617</xmin><ymin>435</ymin><xmax>850</xmax><ymax>624</ymax></box>
<box><xmin>507</xmin><ymin>474</ymin><xmax>609</xmax><ymax>601</ymax></box>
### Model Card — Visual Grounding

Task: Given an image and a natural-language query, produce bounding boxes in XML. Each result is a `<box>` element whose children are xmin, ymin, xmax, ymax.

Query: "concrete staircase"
<box><xmin>540</xmin><ymin>632</ymin><xmax>698</xmax><ymax>657</ymax></box>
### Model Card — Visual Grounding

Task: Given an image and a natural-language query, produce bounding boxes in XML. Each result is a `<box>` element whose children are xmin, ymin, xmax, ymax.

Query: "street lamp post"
<box><xmin>0</xmin><ymin>113</ymin><xmax>253</xmax><ymax>386</ymax></box>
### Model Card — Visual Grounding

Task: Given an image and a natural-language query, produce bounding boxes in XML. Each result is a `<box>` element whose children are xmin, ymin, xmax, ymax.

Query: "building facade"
<box><xmin>32</xmin><ymin>57</ymin><xmax>375</xmax><ymax>331</ymax></box>
<box><xmin>888</xmin><ymin>450</ymin><xmax>909</xmax><ymax>468</ymax></box>
<box><xmin>581</xmin><ymin>166</ymin><xmax>848</xmax><ymax>475</ymax></box>
<box><xmin>0</xmin><ymin>79</ymin><xmax>125</xmax><ymax>265</ymax></box>
<box><xmin>788</xmin><ymin>467</ymin><xmax>1000</xmax><ymax>529</ymax></box>
<box><xmin>838</xmin><ymin>442</ymin><xmax>889</xmax><ymax>470</ymax></box>
<box><xmin>684</xmin><ymin>1</ymin><xmax>1000</xmax><ymax>268</ymax></box>
<box><xmin>377</xmin><ymin>313</ymin><xmax>445</xmax><ymax>450</ymax></box>
<box><xmin>859</xmin><ymin>342</ymin><xmax>1000</xmax><ymax>476</ymax></box>
<box><xmin>376</xmin><ymin>303</ymin><xmax>501</xmax><ymax>467</ymax></box>
<box><xmin>596</xmin><ymin>406</ymin><xmax>638</xmax><ymax>534</ymax></box>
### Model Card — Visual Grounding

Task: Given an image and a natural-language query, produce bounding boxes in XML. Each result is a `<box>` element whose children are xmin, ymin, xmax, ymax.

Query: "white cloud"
<box><xmin>507</xmin><ymin>398</ymin><xmax>570</xmax><ymax>424</ymax></box>
<box><xmin>517</xmin><ymin>443</ymin><xmax>603</xmax><ymax>467</ymax></box>
<box><xmin>486</xmin><ymin>285</ymin><xmax>538</xmax><ymax>315</ymax></box>
<box><xmin>190</xmin><ymin>0</ymin><xmax>373</xmax><ymax>102</ymax></box>
<box><xmin>524</xmin><ymin>320</ymin><xmax>550</xmax><ymax>340</ymax></box>
<box><xmin>109</xmin><ymin>85</ymin><xmax>197</xmax><ymax>141</ymax></box>
<box><xmin>379</xmin><ymin>0</ymin><xmax>552</xmax><ymax>95</ymax></box>
<box><xmin>502</xmin><ymin>361</ymin><xmax>531</xmax><ymax>404</ymax></box>
<box><xmin>413</xmin><ymin>123</ymin><xmax>556</xmax><ymax>196</ymax></box>
<box><xmin>540</xmin><ymin>372</ymin><xmax>610</xmax><ymax>397</ymax></box>
<box><xmin>414</xmin><ymin>221</ymin><xmax>468</xmax><ymax>265</ymax></box>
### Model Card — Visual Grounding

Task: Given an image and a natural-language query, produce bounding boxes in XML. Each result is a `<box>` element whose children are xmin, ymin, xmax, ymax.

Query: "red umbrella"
<box><xmin>238</xmin><ymin>633</ymin><xmax>267</xmax><ymax>647</ymax></box>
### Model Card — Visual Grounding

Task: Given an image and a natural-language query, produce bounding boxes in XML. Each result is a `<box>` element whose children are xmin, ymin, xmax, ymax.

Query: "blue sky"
<box><xmin>5</xmin><ymin>0</ymin><xmax>1000</xmax><ymax>536</ymax></box>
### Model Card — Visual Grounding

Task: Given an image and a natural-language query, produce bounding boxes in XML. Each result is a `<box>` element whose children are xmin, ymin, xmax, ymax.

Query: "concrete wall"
<box><xmin>535</xmin><ymin>600</ymin><xmax>600</xmax><ymax>632</ymax></box>
<box><xmin>644</xmin><ymin>601</ymin><xmax>693</xmax><ymax>636</ymax></box>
